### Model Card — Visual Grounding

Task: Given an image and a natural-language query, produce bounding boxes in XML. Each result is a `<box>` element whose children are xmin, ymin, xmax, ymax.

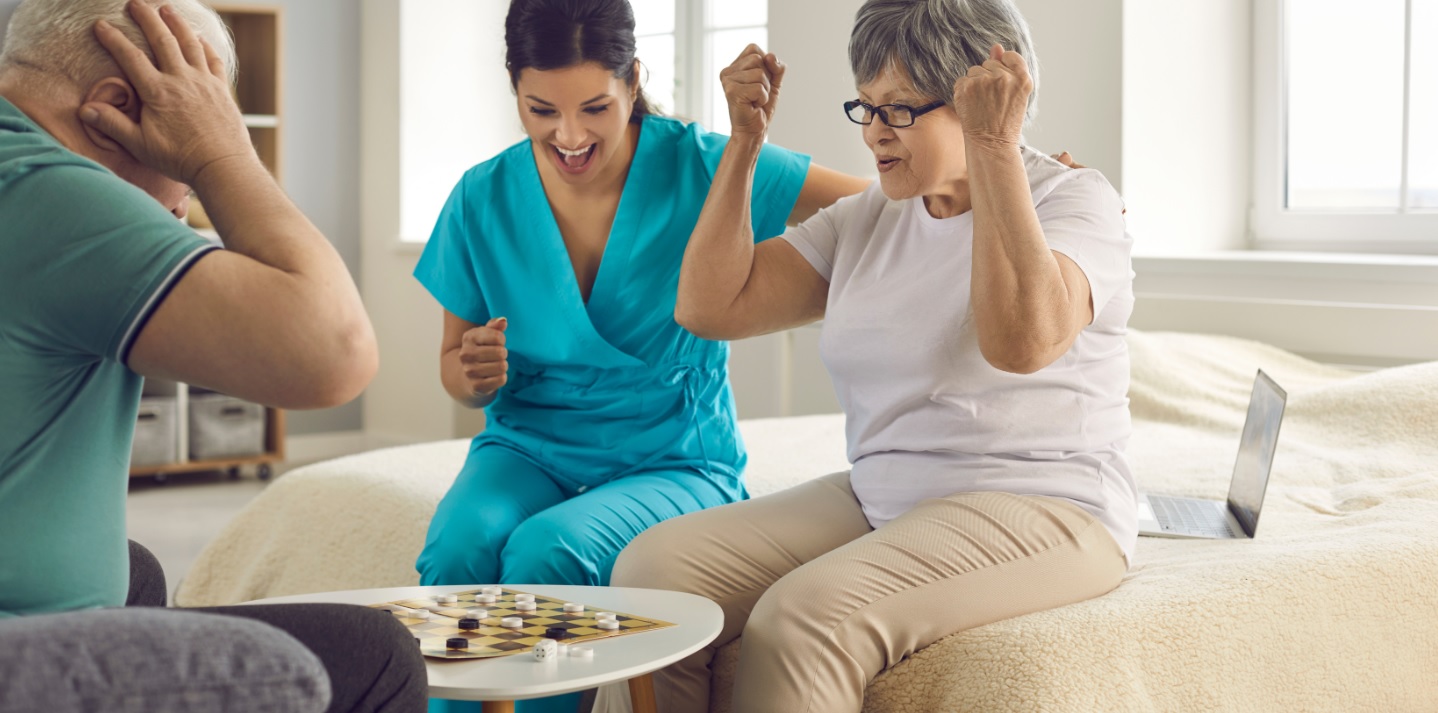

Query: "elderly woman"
<box><xmin>607</xmin><ymin>0</ymin><xmax>1136</xmax><ymax>711</ymax></box>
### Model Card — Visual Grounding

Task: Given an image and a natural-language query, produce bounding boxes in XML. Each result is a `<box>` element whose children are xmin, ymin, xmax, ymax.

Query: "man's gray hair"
<box><xmin>0</xmin><ymin>0</ymin><xmax>236</xmax><ymax>88</ymax></box>
<box><xmin>849</xmin><ymin>0</ymin><xmax>1040</xmax><ymax>124</ymax></box>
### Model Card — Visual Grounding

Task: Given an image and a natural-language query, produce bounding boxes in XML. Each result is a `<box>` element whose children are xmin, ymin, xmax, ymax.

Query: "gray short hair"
<box><xmin>0</xmin><ymin>0</ymin><xmax>236</xmax><ymax>88</ymax></box>
<box><xmin>850</xmin><ymin>0</ymin><xmax>1040</xmax><ymax>124</ymax></box>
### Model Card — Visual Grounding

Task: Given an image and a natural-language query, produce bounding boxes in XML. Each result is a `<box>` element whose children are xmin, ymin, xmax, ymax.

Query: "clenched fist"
<box><xmin>721</xmin><ymin>44</ymin><xmax>786</xmax><ymax>139</ymax></box>
<box><xmin>460</xmin><ymin>318</ymin><xmax>509</xmax><ymax>397</ymax></box>
<box><xmin>953</xmin><ymin>43</ymin><xmax>1033</xmax><ymax>152</ymax></box>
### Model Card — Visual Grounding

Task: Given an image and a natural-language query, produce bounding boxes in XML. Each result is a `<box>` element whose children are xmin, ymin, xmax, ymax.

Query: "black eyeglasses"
<box><xmin>843</xmin><ymin>99</ymin><xmax>946</xmax><ymax>128</ymax></box>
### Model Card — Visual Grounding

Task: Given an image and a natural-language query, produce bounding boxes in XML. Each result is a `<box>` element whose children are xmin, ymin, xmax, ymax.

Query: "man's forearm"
<box><xmin>190</xmin><ymin>154</ymin><xmax>369</xmax><ymax>332</ymax></box>
<box><xmin>191</xmin><ymin>155</ymin><xmax>345</xmax><ymax>277</ymax></box>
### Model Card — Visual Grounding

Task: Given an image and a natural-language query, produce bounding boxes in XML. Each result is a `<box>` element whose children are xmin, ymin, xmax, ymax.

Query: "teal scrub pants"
<box><xmin>418</xmin><ymin>444</ymin><xmax>737</xmax><ymax>713</ymax></box>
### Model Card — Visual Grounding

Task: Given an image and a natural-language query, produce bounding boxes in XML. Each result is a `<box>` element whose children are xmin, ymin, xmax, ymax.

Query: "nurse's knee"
<box><xmin>417</xmin><ymin>507</ymin><xmax>509</xmax><ymax>585</ymax></box>
<box><xmin>500</xmin><ymin>515</ymin><xmax>606</xmax><ymax>586</ymax></box>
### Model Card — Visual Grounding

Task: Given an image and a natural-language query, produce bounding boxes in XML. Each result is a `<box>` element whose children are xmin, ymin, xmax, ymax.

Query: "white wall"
<box><xmin>767</xmin><ymin>0</ymin><xmax>871</xmax><ymax>177</ymax></box>
<box><xmin>399</xmin><ymin>0</ymin><xmax>520</xmax><ymax>243</ymax></box>
<box><xmin>1017</xmin><ymin>0</ymin><xmax>1123</xmax><ymax>185</ymax></box>
<box><xmin>1122</xmin><ymin>0</ymin><xmax>1253</xmax><ymax>254</ymax></box>
<box><xmin>739</xmin><ymin>0</ymin><xmax>874</xmax><ymax>417</ymax></box>
<box><xmin>360</xmin><ymin>0</ymin><xmax>516</xmax><ymax>445</ymax></box>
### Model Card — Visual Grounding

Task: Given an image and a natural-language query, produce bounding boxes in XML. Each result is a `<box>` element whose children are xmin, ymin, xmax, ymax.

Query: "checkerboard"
<box><xmin>371</xmin><ymin>588</ymin><xmax>675</xmax><ymax>659</ymax></box>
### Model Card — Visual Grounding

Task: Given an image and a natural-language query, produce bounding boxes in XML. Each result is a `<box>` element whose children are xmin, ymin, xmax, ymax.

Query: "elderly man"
<box><xmin>0</xmin><ymin>1</ymin><xmax>423</xmax><ymax>711</ymax></box>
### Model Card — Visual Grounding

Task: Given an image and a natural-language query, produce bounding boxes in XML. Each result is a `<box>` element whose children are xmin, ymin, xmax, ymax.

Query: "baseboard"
<box><xmin>284</xmin><ymin>430</ymin><xmax>374</xmax><ymax>465</ymax></box>
<box><xmin>284</xmin><ymin>430</ymin><xmax>442</xmax><ymax>466</ymax></box>
<box><xmin>363</xmin><ymin>431</ymin><xmax>427</xmax><ymax>452</ymax></box>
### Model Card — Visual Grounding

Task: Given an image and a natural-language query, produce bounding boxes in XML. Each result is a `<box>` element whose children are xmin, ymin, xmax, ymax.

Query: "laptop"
<box><xmin>1137</xmin><ymin>369</ymin><xmax>1287</xmax><ymax>540</ymax></box>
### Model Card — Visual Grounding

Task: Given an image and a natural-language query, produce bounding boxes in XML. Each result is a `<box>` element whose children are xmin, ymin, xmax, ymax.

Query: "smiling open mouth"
<box><xmin>554</xmin><ymin>144</ymin><xmax>597</xmax><ymax>172</ymax></box>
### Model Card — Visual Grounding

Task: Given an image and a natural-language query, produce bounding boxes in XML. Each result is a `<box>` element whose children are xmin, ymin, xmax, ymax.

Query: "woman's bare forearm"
<box><xmin>966</xmin><ymin>142</ymin><xmax>1074</xmax><ymax>371</ymax></box>
<box><xmin>675</xmin><ymin>134</ymin><xmax>767</xmax><ymax>336</ymax></box>
<box><xmin>440</xmin><ymin>347</ymin><xmax>496</xmax><ymax>409</ymax></box>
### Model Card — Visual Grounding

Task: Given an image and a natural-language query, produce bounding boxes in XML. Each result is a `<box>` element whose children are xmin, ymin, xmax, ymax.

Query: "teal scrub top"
<box><xmin>414</xmin><ymin>114</ymin><xmax>811</xmax><ymax>493</ymax></box>
<box><xmin>0</xmin><ymin>97</ymin><xmax>218</xmax><ymax>618</ymax></box>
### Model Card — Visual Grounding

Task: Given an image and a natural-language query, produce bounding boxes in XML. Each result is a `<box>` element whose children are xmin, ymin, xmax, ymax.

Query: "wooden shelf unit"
<box><xmin>130</xmin><ymin>385</ymin><xmax>287</xmax><ymax>480</ymax></box>
<box><xmin>223</xmin><ymin>6</ymin><xmax>282</xmax><ymax>178</ymax></box>
<box><xmin>134</xmin><ymin>6</ymin><xmax>285</xmax><ymax>481</ymax></box>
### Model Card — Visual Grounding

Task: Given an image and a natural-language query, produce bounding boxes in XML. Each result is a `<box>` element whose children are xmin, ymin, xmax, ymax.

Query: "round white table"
<box><xmin>249</xmin><ymin>584</ymin><xmax>722</xmax><ymax>713</ymax></box>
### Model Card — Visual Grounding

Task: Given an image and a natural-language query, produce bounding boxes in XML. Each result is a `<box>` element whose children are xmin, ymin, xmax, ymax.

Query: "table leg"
<box><xmin>482</xmin><ymin>701</ymin><xmax>515</xmax><ymax>713</ymax></box>
<box><xmin>629</xmin><ymin>673</ymin><xmax>658</xmax><ymax>713</ymax></box>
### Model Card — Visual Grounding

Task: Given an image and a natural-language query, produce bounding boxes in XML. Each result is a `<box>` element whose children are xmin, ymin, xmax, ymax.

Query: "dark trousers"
<box><xmin>128</xmin><ymin>540</ymin><xmax>428</xmax><ymax>713</ymax></box>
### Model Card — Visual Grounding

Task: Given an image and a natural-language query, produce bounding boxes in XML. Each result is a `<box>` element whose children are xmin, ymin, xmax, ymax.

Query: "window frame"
<box><xmin>1250</xmin><ymin>0</ymin><xmax>1438</xmax><ymax>255</ymax></box>
<box><xmin>641</xmin><ymin>0</ymin><xmax>768</xmax><ymax>131</ymax></box>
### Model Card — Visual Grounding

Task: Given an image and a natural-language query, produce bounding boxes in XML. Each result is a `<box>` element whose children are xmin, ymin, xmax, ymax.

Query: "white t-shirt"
<box><xmin>780</xmin><ymin>147</ymin><xmax>1138</xmax><ymax>563</ymax></box>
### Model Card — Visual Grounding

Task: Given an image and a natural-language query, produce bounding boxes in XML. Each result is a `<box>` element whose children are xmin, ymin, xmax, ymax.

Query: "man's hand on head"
<box><xmin>77</xmin><ymin>1</ymin><xmax>255</xmax><ymax>186</ymax></box>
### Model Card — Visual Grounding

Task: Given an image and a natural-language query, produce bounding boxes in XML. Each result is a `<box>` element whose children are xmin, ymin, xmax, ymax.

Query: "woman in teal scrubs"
<box><xmin>413</xmin><ymin>0</ymin><xmax>866</xmax><ymax>710</ymax></box>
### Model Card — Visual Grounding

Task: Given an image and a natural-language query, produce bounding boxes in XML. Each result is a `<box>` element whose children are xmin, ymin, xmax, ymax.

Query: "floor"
<box><xmin>125</xmin><ymin>466</ymin><xmax>281</xmax><ymax>602</ymax></box>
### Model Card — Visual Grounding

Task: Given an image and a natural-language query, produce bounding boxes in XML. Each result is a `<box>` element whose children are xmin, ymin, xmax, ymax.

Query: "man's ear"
<box><xmin>79</xmin><ymin>76</ymin><xmax>140</xmax><ymax>153</ymax></box>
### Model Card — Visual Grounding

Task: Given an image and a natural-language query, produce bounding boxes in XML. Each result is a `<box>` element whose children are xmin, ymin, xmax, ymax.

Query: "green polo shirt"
<box><xmin>0</xmin><ymin>97</ymin><xmax>217</xmax><ymax>618</ymax></box>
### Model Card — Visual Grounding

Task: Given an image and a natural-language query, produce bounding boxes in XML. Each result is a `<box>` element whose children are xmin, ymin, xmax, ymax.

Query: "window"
<box><xmin>1252</xmin><ymin>0</ymin><xmax>1438</xmax><ymax>253</ymax></box>
<box><xmin>631</xmin><ymin>0</ymin><xmax>769</xmax><ymax>135</ymax></box>
<box><xmin>398</xmin><ymin>0</ymin><xmax>515</xmax><ymax>244</ymax></box>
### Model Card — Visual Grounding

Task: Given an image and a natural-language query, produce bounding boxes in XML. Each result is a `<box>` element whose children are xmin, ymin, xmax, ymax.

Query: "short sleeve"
<box><xmin>413</xmin><ymin>172</ymin><xmax>491</xmax><ymax>325</ymax></box>
<box><xmin>777</xmin><ymin>190</ymin><xmax>852</xmax><ymax>283</ymax></box>
<box><xmin>1035</xmin><ymin>171</ymin><xmax>1133</xmax><ymax>318</ymax></box>
<box><xmin>690</xmin><ymin>128</ymin><xmax>812</xmax><ymax>241</ymax></box>
<box><xmin>0</xmin><ymin>164</ymin><xmax>218</xmax><ymax>363</ymax></box>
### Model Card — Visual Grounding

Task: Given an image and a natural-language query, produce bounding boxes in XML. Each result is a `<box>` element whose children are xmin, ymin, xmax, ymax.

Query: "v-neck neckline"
<box><xmin>523</xmin><ymin>115</ymin><xmax>655</xmax><ymax>364</ymax></box>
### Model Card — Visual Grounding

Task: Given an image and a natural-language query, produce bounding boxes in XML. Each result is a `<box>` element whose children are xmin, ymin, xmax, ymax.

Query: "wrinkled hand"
<box><xmin>721</xmin><ymin>44</ymin><xmax>785</xmax><ymax>139</ymax></box>
<box><xmin>953</xmin><ymin>43</ymin><xmax>1032</xmax><ymax>152</ymax></box>
<box><xmin>460</xmin><ymin>318</ymin><xmax>509</xmax><ymax>397</ymax></box>
<box><xmin>78</xmin><ymin>1</ymin><xmax>255</xmax><ymax>185</ymax></box>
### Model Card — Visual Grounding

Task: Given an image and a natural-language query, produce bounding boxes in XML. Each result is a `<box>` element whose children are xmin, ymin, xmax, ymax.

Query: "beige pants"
<box><xmin>610</xmin><ymin>472</ymin><xmax>1127</xmax><ymax>713</ymax></box>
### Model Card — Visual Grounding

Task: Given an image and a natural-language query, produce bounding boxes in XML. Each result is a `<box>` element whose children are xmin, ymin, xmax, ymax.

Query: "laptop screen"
<box><xmin>1226</xmin><ymin>370</ymin><xmax>1288</xmax><ymax>537</ymax></box>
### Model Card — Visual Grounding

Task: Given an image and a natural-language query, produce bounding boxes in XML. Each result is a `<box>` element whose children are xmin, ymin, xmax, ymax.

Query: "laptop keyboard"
<box><xmin>1151</xmin><ymin>497</ymin><xmax>1238</xmax><ymax>537</ymax></box>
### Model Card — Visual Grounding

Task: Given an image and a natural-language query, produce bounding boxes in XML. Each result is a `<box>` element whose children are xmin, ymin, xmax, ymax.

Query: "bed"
<box><xmin>176</xmin><ymin>330</ymin><xmax>1438</xmax><ymax>711</ymax></box>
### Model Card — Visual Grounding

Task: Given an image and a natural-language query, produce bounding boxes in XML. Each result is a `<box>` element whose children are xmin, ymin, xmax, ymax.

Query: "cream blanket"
<box><xmin>177</xmin><ymin>331</ymin><xmax>1438</xmax><ymax>711</ymax></box>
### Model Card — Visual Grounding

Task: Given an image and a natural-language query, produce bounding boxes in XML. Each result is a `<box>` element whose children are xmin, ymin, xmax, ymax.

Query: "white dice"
<box><xmin>532</xmin><ymin>639</ymin><xmax>559</xmax><ymax>662</ymax></box>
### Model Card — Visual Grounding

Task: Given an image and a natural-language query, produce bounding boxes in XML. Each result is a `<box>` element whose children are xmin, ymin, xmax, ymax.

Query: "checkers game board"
<box><xmin>371</xmin><ymin>588</ymin><xmax>675</xmax><ymax>659</ymax></box>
